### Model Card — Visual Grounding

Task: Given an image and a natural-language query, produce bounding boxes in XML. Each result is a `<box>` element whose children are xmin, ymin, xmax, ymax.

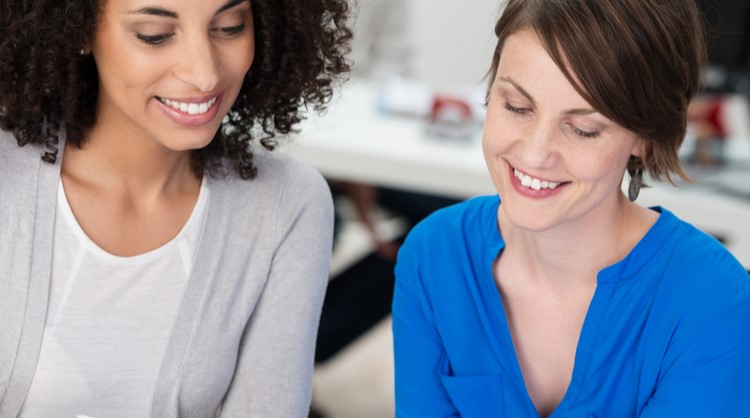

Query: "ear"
<box><xmin>630</xmin><ymin>136</ymin><xmax>649</xmax><ymax>158</ymax></box>
<box><xmin>81</xmin><ymin>35</ymin><xmax>92</xmax><ymax>55</ymax></box>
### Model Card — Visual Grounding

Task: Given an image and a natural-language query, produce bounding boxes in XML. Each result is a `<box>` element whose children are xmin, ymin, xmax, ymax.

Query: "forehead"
<box><xmin>497</xmin><ymin>30</ymin><xmax>589</xmax><ymax>104</ymax></box>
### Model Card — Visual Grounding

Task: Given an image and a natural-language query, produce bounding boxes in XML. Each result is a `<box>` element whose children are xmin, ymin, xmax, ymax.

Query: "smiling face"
<box><xmin>483</xmin><ymin>29</ymin><xmax>643</xmax><ymax>233</ymax></box>
<box><xmin>90</xmin><ymin>0</ymin><xmax>254</xmax><ymax>153</ymax></box>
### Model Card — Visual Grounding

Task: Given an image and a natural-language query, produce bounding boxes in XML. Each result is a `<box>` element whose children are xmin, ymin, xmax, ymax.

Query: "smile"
<box><xmin>513</xmin><ymin>168</ymin><xmax>562</xmax><ymax>191</ymax></box>
<box><xmin>157</xmin><ymin>97</ymin><xmax>218</xmax><ymax>115</ymax></box>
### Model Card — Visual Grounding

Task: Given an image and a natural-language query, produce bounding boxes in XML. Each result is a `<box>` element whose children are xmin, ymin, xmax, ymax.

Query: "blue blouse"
<box><xmin>393</xmin><ymin>195</ymin><xmax>750</xmax><ymax>417</ymax></box>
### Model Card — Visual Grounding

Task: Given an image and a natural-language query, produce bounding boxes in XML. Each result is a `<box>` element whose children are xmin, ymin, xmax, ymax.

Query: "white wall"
<box><xmin>408</xmin><ymin>0</ymin><xmax>504</xmax><ymax>86</ymax></box>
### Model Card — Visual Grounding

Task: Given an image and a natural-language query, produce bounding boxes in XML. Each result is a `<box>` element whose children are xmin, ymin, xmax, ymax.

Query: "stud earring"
<box><xmin>628</xmin><ymin>169</ymin><xmax>642</xmax><ymax>202</ymax></box>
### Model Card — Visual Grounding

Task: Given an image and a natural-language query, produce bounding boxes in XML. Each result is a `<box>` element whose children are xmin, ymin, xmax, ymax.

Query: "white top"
<box><xmin>19</xmin><ymin>178</ymin><xmax>209</xmax><ymax>418</ymax></box>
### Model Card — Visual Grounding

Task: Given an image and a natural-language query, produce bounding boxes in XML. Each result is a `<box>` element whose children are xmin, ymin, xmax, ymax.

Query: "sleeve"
<box><xmin>639</xmin><ymin>271</ymin><xmax>750</xmax><ymax>417</ymax></box>
<box><xmin>392</xmin><ymin>232</ymin><xmax>459</xmax><ymax>417</ymax></box>
<box><xmin>220</xmin><ymin>166</ymin><xmax>334</xmax><ymax>417</ymax></box>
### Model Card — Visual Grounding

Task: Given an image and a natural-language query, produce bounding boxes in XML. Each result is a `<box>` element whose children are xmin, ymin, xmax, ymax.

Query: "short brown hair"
<box><xmin>488</xmin><ymin>0</ymin><xmax>706</xmax><ymax>185</ymax></box>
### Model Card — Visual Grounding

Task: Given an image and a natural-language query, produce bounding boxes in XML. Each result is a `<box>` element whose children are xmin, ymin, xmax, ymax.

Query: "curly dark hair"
<box><xmin>0</xmin><ymin>0</ymin><xmax>351</xmax><ymax>179</ymax></box>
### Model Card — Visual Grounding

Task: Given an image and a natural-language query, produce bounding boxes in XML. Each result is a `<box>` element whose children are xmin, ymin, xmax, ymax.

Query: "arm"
<box><xmin>392</xmin><ymin>238</ymin><xmax>458</xmax><ymax>417</ymax></box>
<box><xmin>639</xmin><ymin>274</ymin><xmax>750</xmax><ymax>417</ymax></box>
<box><xmin>338</xmin><ymin>181</ymin><xmax>399</xmax><ymax>261</ymax></box>
<box><xmin>220</xmin><ymin>167</ymin><xmax>334</xmax><ymax>417</ymax></box>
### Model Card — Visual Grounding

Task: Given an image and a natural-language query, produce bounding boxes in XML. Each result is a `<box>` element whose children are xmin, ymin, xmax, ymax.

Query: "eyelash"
<box><xmin>136</xmin><ymin>24</ymin><xmax>247</xmax><ymax>47</ymax></box>
<box><xmin>504</xmin><ymin>102</ymin><xmax>530</xmax><ymax>116</ymax></box>
<box><xmin>503</xmin><ymin>102</ymin><xmax>600</xmax><ymax>139</ymax></box>
<box><xmin>573</xmin><ymin>127</ymin><xmax>600</xmax><ymax>139</ymax></box>
<box><xmin>218</xmin><ymin>24</ymin><xmax>246</xmax><ymax>37</ymax></box>
<box><xmin>137</xmin><ymin>33</ymin><xmax>173</xmax><ymax>46</ymax></box>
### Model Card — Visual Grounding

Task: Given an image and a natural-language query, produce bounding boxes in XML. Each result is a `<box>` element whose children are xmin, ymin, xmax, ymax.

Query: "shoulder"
<box><xmin>644</xmin><ymin>209</ymin><xmax>750</xmax><ymax>335</ymax></box>
<box><xmin>648</xmin><ymin>211</ymin><xmax>750</xmax><ymax>377</ymax></box>
<box><xmin>0</xmin><ymin>129</ymin><xmax>46</xmax><ymax>194</ymax></box>
<box><xmin>396</xmin><ymin>195</ymin><xmax>500</xmax><ymax>283</ymax></box>
<box><xmin>403</xmin><ymin>195</ymin><xmax>499</xmax><ymax>252</ymax></box>
<box><xmin>657</xmin><ymin>209</ymin><xmax>748</xmax><ymax>286</ymax></box>
<box><xmin>0</xmin><ymin>129</ymin><xmax>42</xmax><ymax>175</ymax></box>
<box><xmin>207</xmin><ymin>150</ymin><xmax>333</xmax><ymax>245</ymax></box>
<box><xmin>211</xmin><ymin>149</ymin><xmax>332</xmax><ymax>209</ymax></box>
<box><xmin>255</xmin><ymin>147</ymin><xmax>329</xmax><ymax>189</ymax></box>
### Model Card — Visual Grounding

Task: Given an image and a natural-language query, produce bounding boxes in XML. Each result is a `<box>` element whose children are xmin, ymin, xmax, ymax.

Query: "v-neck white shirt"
<box><xmin>19</xmin><ymin>179</ymin><xmax>209</xmax><ymax>418</ymax></box>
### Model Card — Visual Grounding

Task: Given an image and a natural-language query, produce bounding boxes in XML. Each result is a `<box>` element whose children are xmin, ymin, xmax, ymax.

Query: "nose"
<box><xmin>518</xmin><ymin>118</ymin><xmax>557</xmax><ymax>169</ymax></box>
<box><xmin>174</xmin><ymin>34</ymin><xmax>221</xmax><ymax>92</ymax></box>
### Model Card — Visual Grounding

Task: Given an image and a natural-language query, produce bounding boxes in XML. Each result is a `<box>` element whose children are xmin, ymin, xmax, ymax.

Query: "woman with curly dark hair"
<box><xmin>0</xmin><ymin>0</ymin><xmax>350</xmax><ymax>415</ymax></box>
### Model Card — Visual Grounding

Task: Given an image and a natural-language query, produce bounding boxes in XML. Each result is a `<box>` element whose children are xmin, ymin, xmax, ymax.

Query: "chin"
<box><xmin>501</xmin><ymin>203</ymin><xmax>561</xmax><ymax>233</ymax></box>
<box><xmin>164</xmin><ymin>131</ymin><xmax>219</xmax><ymax>152</ymax></box>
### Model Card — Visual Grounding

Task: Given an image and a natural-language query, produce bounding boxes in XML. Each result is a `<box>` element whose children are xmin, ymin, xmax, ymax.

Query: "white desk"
<box><xmin>637</xmin><ymin>180</ymin><xmax>750</xmax><ymax>269</ymax></box>
<box><xmin>285</xmin><ymin>81</ymin><xmax>750</xmax><ymax>268</ymax></box>
<box><xmin>285</xmin><ymin>81</ymin><xmax>495</xmax><ymax>198</ymax></box>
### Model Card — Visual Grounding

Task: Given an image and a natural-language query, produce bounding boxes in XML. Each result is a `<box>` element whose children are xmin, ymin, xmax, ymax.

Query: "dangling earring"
<box><xmin>628</xmin><ymin>169</ymin><xmax>642</xmax><ymax>202</ymax></box>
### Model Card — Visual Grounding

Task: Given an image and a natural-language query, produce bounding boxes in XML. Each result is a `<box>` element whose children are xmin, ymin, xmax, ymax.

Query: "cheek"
<box><xmin>225</xmin><ymin>39</ymin><xmax>255</xmax><ymax>78</ymax></box>
<box><xmin>573</xmin><ymin>151</ymin><xmax>628</xmax><ymax>186</ymax></box>
<box><xmin>96</xmin><ymin>44</ymin><xmax>168</xmax><ymax>93</ymax></box>
<box><xmin>482</xmin><ymin>110</ymin><xmax>513</xmax><ymax>156</ymax></box>
<box><xmin>482</xmin><ymin>126</ymin><xmax>505</xmax><ymax>161</ymax></box>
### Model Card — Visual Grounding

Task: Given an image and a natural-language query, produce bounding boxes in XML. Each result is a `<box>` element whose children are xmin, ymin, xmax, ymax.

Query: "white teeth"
<box><xmin>159</xmin><ymin>97</ymin><xmax>217</xmax><ymax>115</ymax></box>
<box><xmin>513</xmin><ymin>168</ymin><xmax>562</xmax><ymax>190</ymax></box>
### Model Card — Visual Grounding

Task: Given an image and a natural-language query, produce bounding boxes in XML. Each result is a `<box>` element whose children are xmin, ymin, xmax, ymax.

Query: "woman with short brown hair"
<box><xmin>393</xmin><ymin>0</ymin><xmax>750</xmax><ymax>416</ymax></box>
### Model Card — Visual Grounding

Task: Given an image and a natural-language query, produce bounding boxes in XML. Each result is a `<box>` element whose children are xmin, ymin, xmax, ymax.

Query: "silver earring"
<box><xmin>628</xmin><ymin>169</ymin><xmax>642</xmax><ymax>202</ymax></box>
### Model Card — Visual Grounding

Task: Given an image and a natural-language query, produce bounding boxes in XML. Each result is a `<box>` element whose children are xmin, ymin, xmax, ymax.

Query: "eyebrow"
<box><xmin>497</xmin><ymin>75</ymin><xmax>597</xmax><ymax>116</ymax></box>
<box><xmin>129</xmin><ymin>6</ymin><xmax>177</xmax><ymax>18</ymax></box>
<box><xmin>498</xmin><ymin>76</ymin><xmax>535</xmax><ymax>105</ymax></box>
<box><xmin>127</xmin><ymin>0</ymin><xmax>247</xmax><ymax>19</ymax></box>
<box><xmin>216</xmin><ymin>0</ymin><xmax>247</xmax><ymax>14</ymax></box>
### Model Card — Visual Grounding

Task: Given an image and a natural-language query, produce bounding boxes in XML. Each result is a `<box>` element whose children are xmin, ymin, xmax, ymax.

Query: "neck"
<box><xmin>498</xmin><ymin>193</ymin><xmax>656</xmax><ymax>288</ymax></box>
<box><xmin>63</xmin><ymin>123</ymin><xmax>199</xmax><ymax>197</ymax></box>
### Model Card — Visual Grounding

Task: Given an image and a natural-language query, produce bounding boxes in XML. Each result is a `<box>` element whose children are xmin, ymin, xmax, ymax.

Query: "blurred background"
<box><xmin>281</xmin><ymin>0</ymin><xmax>750</xmax><ymax>416</ymax></box>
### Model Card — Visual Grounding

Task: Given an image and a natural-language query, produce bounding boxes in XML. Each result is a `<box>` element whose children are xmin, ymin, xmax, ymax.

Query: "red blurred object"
<box><xmin>704</xmin><ymin>99</ymin><xmax>727</xmax><ymax>140</ymax></box>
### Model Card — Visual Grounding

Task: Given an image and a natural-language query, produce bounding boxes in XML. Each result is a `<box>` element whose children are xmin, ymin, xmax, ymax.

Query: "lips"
<box><xmin>510</xmin><ymin>165</ymin><xmax>572</xmax><ymax>193</ymax></box>
<box><xmin>157</xmin><ymin>96</ymin><xmax>218</xmax><ymax>115</ymax></box>
<box><xmin>513</xmin><ymin>168</ymin><xmax>562</xmax><ymax>191</ymax></box>
<box><xmin>154</xmin><ymin>94</ymin><xmax>223</xmax><ymax>127</ymax></box>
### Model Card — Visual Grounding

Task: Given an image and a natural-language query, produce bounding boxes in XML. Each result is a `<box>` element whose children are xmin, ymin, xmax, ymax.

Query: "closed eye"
<box><xmin>136</xmin><ymin>32</ymin><xmax>174</xmax><ymax>46</ymax></box>
<box><xmin>214</xmin><ymin>24</ymin><xmax>246</xmax><ymax>38</ymax></box>
<box><xmin>573</xmin><ymin>126</ymin><xmax>600</xmax><ymax>139</ymax></box>
<box><xmin>504</xmin><ymin>102</ymin><xmax>531</xmax><ymax>116</ymax></box>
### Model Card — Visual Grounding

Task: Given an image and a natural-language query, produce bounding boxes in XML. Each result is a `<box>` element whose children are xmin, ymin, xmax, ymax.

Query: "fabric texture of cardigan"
<box><xmin>0</xmin><ymin>131</ymin><xmax>334</xmax><ymax>418</ymax></box>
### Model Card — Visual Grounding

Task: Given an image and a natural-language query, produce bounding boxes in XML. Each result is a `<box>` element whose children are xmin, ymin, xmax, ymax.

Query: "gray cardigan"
<box><xmin>0</xmin><ymin>132</ymin><xmax>333</xmax><ymax>417</ymax></box>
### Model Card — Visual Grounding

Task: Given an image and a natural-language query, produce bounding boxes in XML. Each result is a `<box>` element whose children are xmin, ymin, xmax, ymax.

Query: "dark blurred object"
<box><xmin>315</xmin><ymin>252</ymin><xmax>395</xmax><ymax>363</ymax></box>
<box><xmin>698</xmin><ymin>0</ymin><xmax>750</xmax><ymax>94</ymax></box>
<box><xmin>317</xmin><ymin>187</ymin><xmax>460</xmax><ymax>363</ymax></box>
